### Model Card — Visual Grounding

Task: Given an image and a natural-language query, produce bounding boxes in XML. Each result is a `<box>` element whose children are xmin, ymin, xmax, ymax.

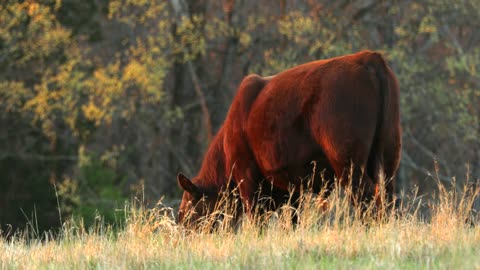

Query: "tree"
<box><xmin>2</xmin><ymin>0</ymin><xmax>480</xmax><ymax>231</ymax></box>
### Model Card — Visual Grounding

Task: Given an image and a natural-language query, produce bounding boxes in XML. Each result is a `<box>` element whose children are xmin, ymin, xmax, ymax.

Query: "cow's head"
<box><xmin>177</xmin><ymin>173</ymin><xmax>219</xmax><ymax>226</ymax></box>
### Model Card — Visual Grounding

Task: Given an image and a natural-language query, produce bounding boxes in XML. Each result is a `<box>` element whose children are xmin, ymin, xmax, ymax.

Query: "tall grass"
<box><xmin>1</xmin><ymin>178</ymin><xmax>480</xmax><ymax>269</ymax></box>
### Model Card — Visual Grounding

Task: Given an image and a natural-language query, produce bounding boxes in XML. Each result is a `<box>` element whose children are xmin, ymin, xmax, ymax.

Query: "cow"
<box><xmin>177</xmin><ymin>75</ymin><xmax>292</xmax><ymax>225</ymax></box>
<box><xmin>177</xmin><ymin>50</ymin><xmax>401</xmax><ymax>224</ymax></box>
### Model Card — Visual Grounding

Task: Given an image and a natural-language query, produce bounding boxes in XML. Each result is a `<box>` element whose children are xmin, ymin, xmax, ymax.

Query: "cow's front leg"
<box><xmin>233</xmin><ymin>162</ymin><xmax>263</xmax><ymax>218</ymax></box>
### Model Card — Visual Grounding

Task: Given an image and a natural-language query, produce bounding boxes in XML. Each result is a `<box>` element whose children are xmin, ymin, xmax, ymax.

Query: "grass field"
<box><xmin>1</xmin><ymin>181</ymin><xmax>480</xmax><ymax>269</ymax></box>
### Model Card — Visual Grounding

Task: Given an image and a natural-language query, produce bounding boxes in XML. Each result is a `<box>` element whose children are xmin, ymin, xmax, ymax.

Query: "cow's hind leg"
<box><xmin>319</xmin><ymin>152</ymin><xmax>376</xmax><ymax>215</ymax></box>
<box><xmin>340</xmin><ymin>162</ymin><xmax>378</xmax><ymax>214</ymax></box>
<box><xmin>316</xmin><ymin>135</ymin><xmax>378</xmax><ymax>216</ymax></box>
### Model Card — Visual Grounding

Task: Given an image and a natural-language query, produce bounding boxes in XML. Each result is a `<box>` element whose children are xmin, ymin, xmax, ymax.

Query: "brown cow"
<box><xmin>178</xmin><ymin>50</ymin><xmax>401</xmax><ymax>223</ymax></box>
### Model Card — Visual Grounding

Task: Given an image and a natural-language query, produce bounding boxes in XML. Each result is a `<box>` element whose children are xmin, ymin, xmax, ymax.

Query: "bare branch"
<box><xmin>351</xmin><ymin>0</ymin><xmax>377</xmax><ymax>21</ymax></box>
<box><xmin>169</xmin><ymin>0</ymin><xmax>213</xmax><ymax>143</ymax></box>
<box><xmin>402</xmin><ymin>150</ymin><xmax>461</xmax><ymax>193</ymax></box>
<box><xmin>164</xmin><ymin>138</ymin><xmax>195</xmax><ymax>177</ymax></box>
<box><xmin>441</xmin><ymin>24</ymin><xmax>464</xmax><ymax>54</ymax></box>
<box><xmin>169</xmin><ymin>0</ymin><xmax>188</xmax><ymax>17</ymax></box>
<box><xmin>186</xmin><ymin>62</ymin><xmax>213</xmax><ymax>143</ymax></box>
<box><xmin>0</xmin><ymin>153</ymin><xmax>78</xmax><ymax>161</ymax></box>
<box><xmin>223</xmin><ymin>0</ymin><xmax>235</xmax><ymax>23</ymax></box>
<box><xmin>405</xmin><ymin>129</ymin><xmax>451</xmax><ymax>176</ymax></box>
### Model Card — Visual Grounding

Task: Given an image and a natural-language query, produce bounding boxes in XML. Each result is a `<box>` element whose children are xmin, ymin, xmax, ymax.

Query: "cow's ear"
<box><xmin>178</xmin><ymin>173</ymin><xmax>201</xmax><ymax>197</ymax></box>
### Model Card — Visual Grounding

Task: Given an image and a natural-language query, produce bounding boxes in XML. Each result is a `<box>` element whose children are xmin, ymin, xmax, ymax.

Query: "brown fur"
<box><xmin>177</xmin><ymin>126</ymin><xmax>228</xmax><ymax>223</ymax></box>
<box><xmin>178</xmin><ymin>50</ymin><xmax>401</xmax><ymax>222</ymax></box>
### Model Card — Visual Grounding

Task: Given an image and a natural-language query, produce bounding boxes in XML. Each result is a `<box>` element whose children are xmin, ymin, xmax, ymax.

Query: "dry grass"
<box><xmin>1</xmin><ymin>179</ymin><xmax>480</xmax><ymax>269</ymax></box>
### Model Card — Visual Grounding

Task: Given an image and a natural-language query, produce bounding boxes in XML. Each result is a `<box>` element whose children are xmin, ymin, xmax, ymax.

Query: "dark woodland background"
<box><xmin>1</xmin><ymin>0</ymin><xmax>480</xmax><ymax>232</ymax></box>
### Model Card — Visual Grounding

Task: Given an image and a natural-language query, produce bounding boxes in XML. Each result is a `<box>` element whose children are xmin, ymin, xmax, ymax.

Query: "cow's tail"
<box><xmin>365</xmin><ymin>52</ymin><xmax>393</xmax><ymax>200</ymax></box>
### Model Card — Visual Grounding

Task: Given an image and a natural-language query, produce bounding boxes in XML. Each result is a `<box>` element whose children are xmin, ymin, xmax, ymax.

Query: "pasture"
<box><xmin>2</xmin><ymin>180</ymin><xmax>479</xmax><ymax>270</ymax></box>
<box><xmin>2</xmin><ymin>2</ymin><xmax>480</xmax><ymax>269</ymax></box>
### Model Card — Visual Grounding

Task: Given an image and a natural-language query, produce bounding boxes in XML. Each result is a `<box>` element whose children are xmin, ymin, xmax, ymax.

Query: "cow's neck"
<box><xmin>195</xmin><ymin>126</ymin><xmax>227</xmax><ymax>193</ymax></box>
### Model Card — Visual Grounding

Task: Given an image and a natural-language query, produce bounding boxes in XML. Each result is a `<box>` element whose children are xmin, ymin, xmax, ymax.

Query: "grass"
<box><xmin>1</xmin><ymin>179</ymin><xmax>480</xmax><ymax>269</ymax></box>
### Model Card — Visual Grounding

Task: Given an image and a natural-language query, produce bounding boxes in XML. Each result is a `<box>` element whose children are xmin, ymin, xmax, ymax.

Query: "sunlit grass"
<box><xmin>1</xmin><ymin>178</ymin><xmax>480</xmax><ymax>269</ymax></box>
